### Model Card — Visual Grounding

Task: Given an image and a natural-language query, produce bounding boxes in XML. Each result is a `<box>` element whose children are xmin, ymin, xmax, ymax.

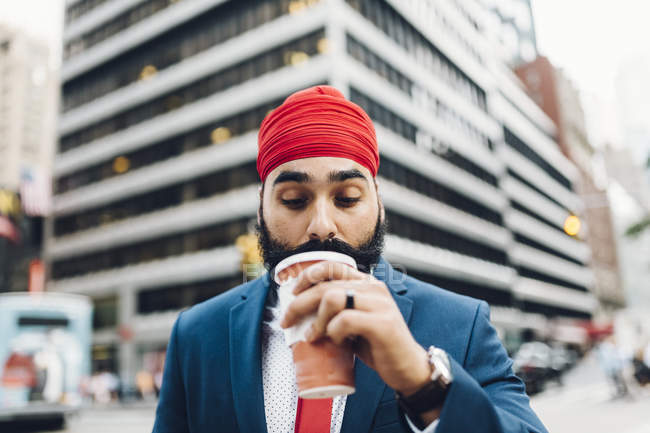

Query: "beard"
<box><xmin>255</xmin><ymin>205</ymin><xmax>386</xmax><ymax>275</ymax></box>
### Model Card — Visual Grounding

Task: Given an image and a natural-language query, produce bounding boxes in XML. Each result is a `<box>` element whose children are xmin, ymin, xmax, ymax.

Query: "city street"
<box><xmin>26</xmin><ymin>353</ymin><xmax>646</xmax><ymax>433</ymax></box>
<box><xmin>53</xmin><ymin>403</ymin><xmax>155</xmax><ymax>433</ymax></box>
<box><xmin>532</xmin><ymin>353</ymin><xmax>650</xmax><ymax>433</ymax></box>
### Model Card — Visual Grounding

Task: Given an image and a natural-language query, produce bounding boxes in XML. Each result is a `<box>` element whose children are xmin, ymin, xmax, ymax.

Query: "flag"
<box><xmin>20</xmin><ymin>166</ymin><xmax>51</xmax><ymax>217</ymax></box>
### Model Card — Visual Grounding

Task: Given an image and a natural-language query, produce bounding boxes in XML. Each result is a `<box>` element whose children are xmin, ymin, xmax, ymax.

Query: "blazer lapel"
<box><xmin>229</xmin><ymin>273</ymin><xmax>271</xmax><ymax>433</ymax></box>
<box><xmin>341</xmin><ymin>257</ymin><xmax>413</xmax><ymax>433</ymax></box>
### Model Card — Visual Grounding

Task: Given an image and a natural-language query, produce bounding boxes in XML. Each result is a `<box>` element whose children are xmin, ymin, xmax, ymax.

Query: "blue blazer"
<box><xmin>152</xmin><ymin>256</ymin><xmax>548</xmax><ymax>433</ymax></box>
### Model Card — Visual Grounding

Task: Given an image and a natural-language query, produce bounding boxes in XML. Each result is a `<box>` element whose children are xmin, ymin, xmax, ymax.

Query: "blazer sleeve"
<box><xmin>432</xmin><ymin>301</ymin><xmax>548</xmax><ymax>433</ymax></box>
<box><xmin>152</xmin><ymin>311</ymin><xmax>190</xmax><ymax>433</ymax></box>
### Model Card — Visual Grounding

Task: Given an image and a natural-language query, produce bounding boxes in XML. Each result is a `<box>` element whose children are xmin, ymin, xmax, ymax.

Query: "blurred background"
<box><xmin>0</xmin><ymin>0</ymin><xmax>649</xmax><ymax>432</ymax></box>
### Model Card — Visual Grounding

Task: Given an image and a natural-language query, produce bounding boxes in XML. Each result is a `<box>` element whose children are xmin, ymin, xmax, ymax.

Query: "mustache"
<box><xmin>256</xmin><ymin>211</ymin><xmax>386</xmax><ymax>274</ymax></box>
<box><xmin>264</xmin><ymin>237</ymin><xmax>370</xmax><ymax>270</ymax></box>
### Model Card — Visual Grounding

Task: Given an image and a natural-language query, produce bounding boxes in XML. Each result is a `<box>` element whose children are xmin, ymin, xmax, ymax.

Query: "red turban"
<box><xmin>257</xmin><ymin>85</ymin><xmax>379</xmax><ymax>182</ymax></box>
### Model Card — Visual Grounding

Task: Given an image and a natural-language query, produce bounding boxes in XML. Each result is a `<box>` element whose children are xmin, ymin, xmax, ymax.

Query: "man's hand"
<box><xmin>280</xmin><ymin>261</ymin><xmax>432</xmax><ymax>397</ymax></box>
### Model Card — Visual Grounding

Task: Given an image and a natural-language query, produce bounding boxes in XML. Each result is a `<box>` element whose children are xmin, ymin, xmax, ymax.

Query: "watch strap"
<box><xmin>395</xmin><ymin>347</ymin><xmax>452</xmax><ymax>429</ymax></box>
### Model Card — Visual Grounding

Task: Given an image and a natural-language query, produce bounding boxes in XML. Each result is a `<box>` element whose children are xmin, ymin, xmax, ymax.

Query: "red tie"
<box><xmin>294</xmin><ymin>397</ymin><xmax>332</xmax><ymax>433</ymax></box>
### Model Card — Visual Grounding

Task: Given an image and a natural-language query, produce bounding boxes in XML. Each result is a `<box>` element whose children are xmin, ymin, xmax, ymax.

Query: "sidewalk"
<box><xmin>531</xmin><ymin>352</ymin><xmax>650</xmax><ymax>433</ymax></box>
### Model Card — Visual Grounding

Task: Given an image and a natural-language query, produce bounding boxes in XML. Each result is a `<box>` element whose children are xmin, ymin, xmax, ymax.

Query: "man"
<box><xmin>152</xmin><ymin>86</ymin><xmax>547</xmax><ymax>433</ymax></box>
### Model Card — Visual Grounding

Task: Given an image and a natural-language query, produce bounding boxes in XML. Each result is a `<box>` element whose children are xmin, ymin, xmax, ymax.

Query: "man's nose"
<box><xmin>307</xmin><ymin>199</ymin><xmax>337</xmax><ymax>241</ymax></box>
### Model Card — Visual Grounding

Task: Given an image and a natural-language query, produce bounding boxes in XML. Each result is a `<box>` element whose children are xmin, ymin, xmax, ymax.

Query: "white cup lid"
<box><xmin>273</xmin><ymin>251</ymin><xmax>357</xmax><ymax>284</ymax></box>
<box><xmin>298</xmin><ymin>385</ymin><xmax>355</xmax><ymax>399</ymax></box>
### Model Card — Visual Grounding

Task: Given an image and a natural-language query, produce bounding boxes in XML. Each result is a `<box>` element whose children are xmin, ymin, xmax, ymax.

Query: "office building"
<box><xmin>0</xmin><ymin>25</ymin><xmax>57</xmax><ymax>292</ymax></box>
<box><xmin>516</xmin><ymin>56</ymin><xmax>625</xmax><ymax>312</ymax></box>
<box><xmin>50</xmin><ymin>0</ymin><xmax>595</xmax><ymax>383</ymax></box>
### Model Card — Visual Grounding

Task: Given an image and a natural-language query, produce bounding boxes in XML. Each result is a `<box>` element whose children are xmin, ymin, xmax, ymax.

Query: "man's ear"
<box><xmin>374</xmin><ymin>178</ymin><xmax>385</xmax><ymax>223</ymax></box>
<box><xmin>257</xmin><ymin>184</ymin><xmax>263</xmax><ymax>227</ymax></box>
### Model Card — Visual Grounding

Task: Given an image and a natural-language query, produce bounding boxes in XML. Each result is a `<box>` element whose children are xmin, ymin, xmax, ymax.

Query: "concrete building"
<box><xmin>0</xmin><ymin>24</ymin><xmax>57</xmax><ymax>192</ymax></box>
<box><xmin>49</xmin><ymin>0</ymin><xmax>595</xmax><ymax>385</ymax></box>
<box><xmin>616</xmin><ymin>56</ymin><xmax>650</xmax><ymax>174</ymax></box>
<box><xmin>0</xmin><ymin>25</ymin><xmax>57</xmax><ymax>292</ymax></box>
<box><xmin>481</xmin><ymin>0</ymin><xmax>537</xmax><ymax>66</ymax></box>
<box><xmin>515</xmin><ymin>56</ymin><xmax>626</xmax><ymax>312</ymax></box>
<box><xmin>604</xmin><ymin>147</ymin><xmax>650</xmax><ymax>308</ymax></box>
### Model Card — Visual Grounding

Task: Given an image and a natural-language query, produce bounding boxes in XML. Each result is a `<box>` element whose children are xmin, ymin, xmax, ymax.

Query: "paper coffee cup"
<box><xmin>274</xmin><ymin>251</ymin><xmax>357</xmax><ymax>399</ymax></box>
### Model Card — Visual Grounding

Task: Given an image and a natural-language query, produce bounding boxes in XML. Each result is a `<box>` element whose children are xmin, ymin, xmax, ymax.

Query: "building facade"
<box><xmin>50</xmin><ymin>0</ymin><xmax>595</xmax><ymax>385</ymax></box>
<box><xmin>0</xmin><ymin>25</ymin><xmax>57</xmax><ymax>292</ymax></box>
<box><xmin>481</xmin><ymin>0</ymin><xmax>537</xmax><ymax>67</ymax></box>
<box><xmin>515</xmin><ymin>56</ymin><xmax>626</xmax><ymax>312</ymax></box>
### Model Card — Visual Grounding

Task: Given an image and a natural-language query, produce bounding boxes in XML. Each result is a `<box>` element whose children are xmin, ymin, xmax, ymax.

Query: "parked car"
<box><xmin>513</xmin><ymin>342</ymin><xmax>569</xmax><ymax>395</ymax></box>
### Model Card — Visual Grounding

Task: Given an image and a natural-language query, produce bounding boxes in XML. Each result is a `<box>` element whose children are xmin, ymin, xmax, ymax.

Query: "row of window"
<box><xmin>55</xmin><ymin>154</ymin><xmax>502</xmax><ymax>241</ymax></box>
<box><xmin>65</xmin><ymin>0</ymin><xmax>111</xmax><ymax>25</ymax></box>
<box><xmin>345</xmin><ymin>0</ymin><xmax>487</xmax><ymax>111</ymax></box>
<box><xmin>51</xmin><ymin>202</ymin><xmax>505</xmax><ymax>282</ymax></box>
<box><xmin>516</xmin><ymin>266</ymin><xmax>589</xmax><ymax>293</ymax></box>
<box><xmin>447</xmin><ymin>0</ymin><xmax>481</xmax><ymax>32</ymax></box>
<box><xmin>500</xmin><ymin>91</ymin><xmax>557</xmax><ymax>144</ymax></box>
<box><xmin>521</xmin><ymin>300</ymin><xmax>591</xmax><ymax>320</ymax></box>
<box><xmin>346</xmin><ymin>34</ymin><xmax>490</xmax><ymax>151</ymax></box>
<box><xmin>411</xmin><ymin>273</ymin><xmax>589</xmax><ymax>320</ymax></box>
<box><xmin>510</xmin><ymin>200</ymin><xmax>563</xmax><ymax>234</ymax></box>
<box><xmin>62</xmin><ymin>0</ymin><xmax>303</xmax><ymax>112</ymax></box>
<box><xmin>345</xmin><ymin>34</ymin><xmax>412</xmax><ymax>96</ymax></box>
<box><xmin>54</xmin><ymin>161</ymin><xmax>258</xmax><ymax>236</ymax></box>
<box><xmin>65</xmin><ymin>0</ymin><xmax>176</xmax><ymax>59</ymax></box>
<box><xmin>137</xmin><ymin>274</ymin><xmax>243</xmax><ymax>314</ymax></box>
<box><xmin>513</xmin><ymin>233</ymin><xmax>583</xmax><ymax>267</ymax></box>
<box><xmin>379</xmin><ymin>157</ymin><xmax>503</xmax><ymax>226</ymax></box>
<box><xmin>54</xmin><ymin>155</ymin><xmax>501</xmax><ymax>242</ymax></box>
<box><xmin>91</xmin><ymin>273</ymin><xmax>244</xmax><ymax>326</ymax></box>
<box><xmin>350</xmin><ymin>88</ymin><xmax>498</xmax><ymax>186</ymax></box>
<box><xmin>60</xmin><ymin>30</ymin><xmax>324</xmax><ymax>153</ymax></box>
<box><xmin>56</xmin><ymin>98</ymin><xmax>284</xmax><ymax>193</ymax></box>
<box><xmin>504</xmin><ymin>127</ymin><xmax>572</xmax><ymax>190</ymax></box>
<box><xmin>427</xmin><ymin>0</ymin><xmax>483</xmax><ymax>65</ymax></box>
<box><xmin>385</xmin><ymin>210</ymin><xmax>508</xmax><ymax>266</ymax></box>
<box><xmin>50</xmin><ymin>217</ymin><xmax>251</xmax><ymax>280</ymax></box>
<box><xmin>407</xmin><ymin>270</ymin><xmax>512</xmax><ymax>307</ymax></box>
<box><xmin>506</xmin><ymin>168</ymin><xmax>566</xmax><ymax>211</ymax></box>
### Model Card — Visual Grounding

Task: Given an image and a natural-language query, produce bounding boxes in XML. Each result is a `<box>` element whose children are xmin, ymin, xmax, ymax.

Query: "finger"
<box><xmin>293</xmin><ymin>261</ymin><xmax>368</xmax><ymax>294</ymax></box>
<box><xmin>308</xmin><ymin>288</ymin><xmax>387</xmax><ymax>341</ymax></box>
<box><xmin>325</xmin><ymin>309</ymin><xmax>376</xmax><ymax>345</ymax></box>
<box><xmin>280</xmin><ymin>281</ymin><xmax>335</xmax><ymax>328</ymax></box>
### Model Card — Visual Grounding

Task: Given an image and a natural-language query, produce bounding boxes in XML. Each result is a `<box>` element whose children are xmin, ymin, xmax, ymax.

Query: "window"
<box><xmin>504</xmin><ymin>128</ymin><xmax>572</xmax><ymax>190</ymax></box>
<box><xmin>522</xmin><ymin>300</ymin><xmax>591</xmax><ymax>320</ymax></box>
<box><xmin>407</xmin><ymin>270</ymin><xmax>512</xmax><ymax>307</ymax></box>
<box><xmin>60</xmin><ymin>29</ymin><xmax>325</xmax><ymax>152</ymax></box>
<box><xmin>54</xmin><ymin>161</ymin><xmax>258</xmax><ymax>237</ymax></box>
<box><xmin>385</xmin><ymin>210</ymin><xmax>507</xmax><ymax>265</ymax></box>
<box><xmin>516</xmin><ymin>266</ymin><xmax>589</xmax><ymax>292</ymax></box>
<box><xmin>513</xmin><ymin>233</ymin><xmax>583</xmax><ymax>266</ymax></box>
<box><xmin>346</xmin><ymin>0</ymin><xmax>487</xmax><ymax>111</ymax></box>
<box><xmin>63</xmin><ymin>0</ymin><xmax>300</xmax><ymax>111</ymax></box>
<box><xmin>65</xmin><ymin>0</ymin><xmax>111</xmax><ymax>24</ymax></box>
<box><xmin>350</xmin><ymin>88</ymin><xmax>498</xmax><ymax>186</ymax></box>
<box><xmin>51</xmin><ymin>217</ymin><xmax>251</xmax><ymax>280</ymax></box>
<box><xmin>56</xmin><ymin>98</ymin><xmax>284</xmax><ymax>195</ymax></box>
<box><xmin>137</xmin><ymin>275</ymin><xmax>243</xmax><ymax>314</ymax></box>
<box><xmin>93</xmin><ymin>295</ymin><xmax>118</xmax><ymax>330</ymax></box>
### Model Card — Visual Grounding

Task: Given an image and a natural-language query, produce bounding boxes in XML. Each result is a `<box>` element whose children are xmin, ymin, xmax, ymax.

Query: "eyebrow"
<box><xmin>272</xmin><ymin>168</ymin><xmax>368</xmax><ymax>189</ymax></box>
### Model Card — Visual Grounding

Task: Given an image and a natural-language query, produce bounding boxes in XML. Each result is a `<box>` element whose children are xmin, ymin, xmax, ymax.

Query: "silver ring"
<box><xmin>345</xmin><ymin>289</ymin><xmax>355</xmax><ymax>309</ymax></box>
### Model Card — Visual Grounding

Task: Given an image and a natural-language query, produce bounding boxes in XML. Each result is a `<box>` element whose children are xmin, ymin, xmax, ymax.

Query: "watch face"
<box><xmin>429</xmin><ymin>348</ymin><xmax>453</xmax><ymax>384</ymax></box>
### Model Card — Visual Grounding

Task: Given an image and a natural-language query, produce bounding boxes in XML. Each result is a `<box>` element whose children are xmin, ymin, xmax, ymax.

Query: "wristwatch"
<box><xmin>395</xmin><ymin>345</ymin><xmax>453</xmax><ymax>429</ymax></box>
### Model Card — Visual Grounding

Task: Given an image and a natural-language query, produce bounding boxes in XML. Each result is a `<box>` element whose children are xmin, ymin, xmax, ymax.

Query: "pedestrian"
<box><xmin>632</xmin><ymin>345</ymin><xmax>650</xmax><ymax>386</ymax></box>
<box><xmin>596</xmin><ymin>336</ymin><xmax>629</xmax><ymax>397</ymax></box>
<box><xmin>136</xmin><ymin>369</ymin><xmax>156</xmax><ymax>401</ymax></box>
<box><xmin>152</xmin><ymin>85</ymin><xmax>547</xmax><ymax>433</ymax></box>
